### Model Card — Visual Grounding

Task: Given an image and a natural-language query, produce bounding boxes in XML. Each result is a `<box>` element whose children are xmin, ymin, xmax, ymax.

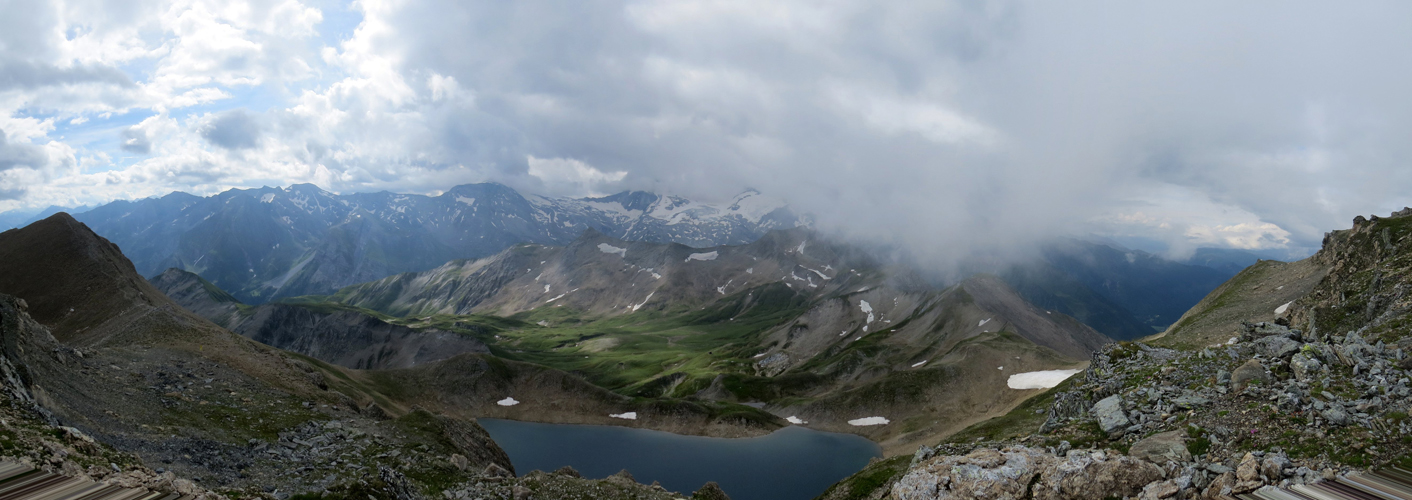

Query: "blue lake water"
<box><xmin>477</xmin><ymin>419</ymin><xmax>882</xmax><ymax>500</ymax></box>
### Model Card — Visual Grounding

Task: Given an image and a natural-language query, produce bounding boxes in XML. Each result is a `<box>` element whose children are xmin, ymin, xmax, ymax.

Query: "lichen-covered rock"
<box><xmin>889</xmin><ymin>446</ymin><xmax>1163</xmax><ymax>500</ymax></box>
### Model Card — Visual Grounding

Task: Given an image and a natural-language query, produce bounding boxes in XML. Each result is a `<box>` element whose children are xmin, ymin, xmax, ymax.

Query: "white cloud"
<box><xmin>3</xmin><ymin>0</ymin><xmax>1412</xmax><ymax>267</ymax></box>
<box><xmin>526</xmin><ymin>156</ymin><xmax>628</xmax><ymax>198</ymax></box>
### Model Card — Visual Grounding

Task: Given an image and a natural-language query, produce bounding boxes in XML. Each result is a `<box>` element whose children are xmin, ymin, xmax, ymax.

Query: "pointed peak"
<box><xmin>0</xmin><ymin>211</ymin><xmax>180</xmax><ymax>343</ymax></box>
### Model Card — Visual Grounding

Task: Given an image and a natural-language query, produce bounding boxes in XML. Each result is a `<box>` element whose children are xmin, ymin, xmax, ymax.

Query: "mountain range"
<box><xmin>67</xmin><ymin>183</ymin><xmax>804</xmax><ymax>304</ymax></box>
<box><xmin>21</xmin><ymin>182</ymin><xmax>1255</xmax><ymax>343</ymax></box>
<box><xmin>0</xmin><ymin>201</ymin><xmax>1389</xmax><ymax>499</ymax></box>
<box><xmin>146</xmin><ymin>225</ymin><xmax>1107</xmax><ymax>454</ymax></box>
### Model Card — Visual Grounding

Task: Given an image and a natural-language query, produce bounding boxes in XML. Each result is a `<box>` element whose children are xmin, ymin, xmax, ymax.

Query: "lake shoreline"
<box><xmin>477</xmin><ymin>418</ymin><xmax>882</xmax><ymax>500</ymax></box>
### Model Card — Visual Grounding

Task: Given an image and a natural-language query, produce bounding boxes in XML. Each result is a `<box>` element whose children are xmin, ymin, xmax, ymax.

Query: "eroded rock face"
<box><xmin>890</xmin><ymin>446</ymin><xmax>1163</xmax><ymax>500</ymax></box>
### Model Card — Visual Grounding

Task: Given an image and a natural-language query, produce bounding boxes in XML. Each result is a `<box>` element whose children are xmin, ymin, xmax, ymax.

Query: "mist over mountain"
<box><xmin>63</xmin><ymin>181</ymin><xmax>1255</xmax><ymax>344</ymax></box>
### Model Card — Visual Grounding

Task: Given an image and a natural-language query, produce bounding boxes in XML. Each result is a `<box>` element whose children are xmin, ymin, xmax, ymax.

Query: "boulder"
<box><xmin>1093</xmin><ymin>395</ymin><xmax>1131</xmax><ymax>436</ymax></box>
<box><xmin>1254</xmin><ymin>336</ymin><xmax>1300</xmax><ymax>359</ymax></box>
<box><xmin>1231</xmin><ymin>360</ymin><xmax>1270</xmax><ymax>391</ymax></box>
<box><xmin>1233</xmin><ymin>453</ymin><xmax>1265</xmax><ymax>493</ymax></box>
<box><xmin>1243</xmin><ymin>321</ymin><xmax>1291</xmax><ymax>341</ymax></box>
<box><xmin>1172</xmin><ymin>395</ymin><xmax>1209</xmax><ymax>410</ymax></box>
<box><xmin>1128</xmin><ymin>430</ymin><xmax>1191</xmax><ymax>464</ymax></box>
<box><xmin>891</xmin><ymin>446</ymin><xmax>1164</xmax><ymax>500</ymax></box>
<box><xmin>1261</xmin><ymin>453</ymin><xmax>1291</xmax><ymax>481</ymax></box>
<box><xmin>1137</xmin><ymin>479</ymin><xmax>1180</xmax><ymax>499</ymax></box>
<box><xmin>1290</xmin><ymin>353</ymin><xmax>1321</xmax><ymax>382</ymax></box>
<box><xmin>483</xmin><ymin>463</ymin><xmax>513</xmax><ymax>478</ymax></box>
<box><xmin>1322</xmin><ymin>407</ymin><xmax>1350</xmax><ymax>426</ymax></box>
<box><xmin>692</xmin><ymin>482</ymin><xmax>732</xmax><ymax>500</ymax></box>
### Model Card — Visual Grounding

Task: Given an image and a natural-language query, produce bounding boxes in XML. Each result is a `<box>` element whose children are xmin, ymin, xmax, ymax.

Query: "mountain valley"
<box><xmin>0</xmin><ymin>201</ymin><xmax>1404</xmax><ymax>499</ymax></box>
<box><xmin>152</xmin><ymin>226</ymin><xmax>1106</xmax><ymax>455</ymax></box>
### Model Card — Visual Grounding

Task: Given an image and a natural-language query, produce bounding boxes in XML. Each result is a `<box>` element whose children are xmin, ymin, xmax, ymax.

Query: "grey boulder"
<box><xmin>1093</xmin><ymin>395</ymin><xmax>1131</xmax><ymax>436</ymax></box>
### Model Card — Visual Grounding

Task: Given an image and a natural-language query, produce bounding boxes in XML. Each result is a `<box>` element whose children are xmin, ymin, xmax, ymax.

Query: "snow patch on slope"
<box><xmin>631</xmin><ymin>292</ymin><xmax>655</xmax><ymax>312</ymax></box>
<box><xmin>859</xmin><ymin>300</ymin><xmax>874</xmax><ymax>324</ymax></box>
<box><xmin>685</xmin><ymin>251</ymin><xmax>718</xmax><ymax>262</ymax></box>
<box><xmin>598</xmin><ymin>243</ymin><xmax>627</xmax><ymax>257</ymax></box>
<box><xmin>1006</xmin><ymin>369</ymin><xmax>1082</xmax><ymax>390</ymax></box>
<box><xmin>847</xmin><ymin>417</ymin><xmax>889</xmax><ymax>426</ymax></box>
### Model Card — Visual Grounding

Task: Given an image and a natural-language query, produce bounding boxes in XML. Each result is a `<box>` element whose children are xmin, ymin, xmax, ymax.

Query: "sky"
<box><xmin>2</xmin><ymin>0</ymin><xmax>1411</xmax><ymax>264</ymax></box>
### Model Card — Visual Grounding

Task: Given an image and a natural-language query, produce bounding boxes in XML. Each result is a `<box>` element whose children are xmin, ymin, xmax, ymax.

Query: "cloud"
<box><xmin>526</xmin><ymin>156</ymin><xmax>628</xmax><ymax>197</ymax></box>
<box><xmin>120</xmin><ymin>127</ymin><xmax>151</xmax><ymax>154</ymax></box>
<box><xmin>199</xmin><ymin>109</ymin><xmax>261</xmax><ymax>150</ymax></box>
<box><xmin>0</xmin><ymin>59</ymin><xmax>134</xmax><ymax>91</ymax></box>
<box><xmin>0</xmin><ymin>130</ymin><xmax>49</xmax><ymax>171</ymax></box>
<box><xmin>5</xmin><ymin>0</ymin><xmax>1412</xmax><ymax>269</ymax></box>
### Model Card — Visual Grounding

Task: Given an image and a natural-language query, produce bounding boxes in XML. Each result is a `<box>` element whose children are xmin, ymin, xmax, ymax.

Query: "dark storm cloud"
<box><xmin>200</xmin><ymin>110</ymin><xmax>261</xmax><ymax>150</ymax></box>
<box><xmin>348</xmin><ymin>0</ymin><xmax>1412</xmax><ymax>264</ymax></box>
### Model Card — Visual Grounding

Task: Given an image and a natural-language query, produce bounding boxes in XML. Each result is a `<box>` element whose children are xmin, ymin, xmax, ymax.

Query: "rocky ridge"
<box><xmin>151</xmin><ymin>268</ymin><xmax>490</xmax><ymax>370</ymax></box>
<box><xmin>819</xmin><ymin>210</ymin><xmax>1412</xmax><ymax>499</ymax></box>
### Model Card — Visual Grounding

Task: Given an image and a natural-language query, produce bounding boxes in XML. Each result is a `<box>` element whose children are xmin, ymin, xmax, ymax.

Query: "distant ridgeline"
<box><xmin>71</xmin><ymin>183</ymin><xmax>805</xmax><ymax>303</ymax></box>
<box><xmin>57</xmin><ymin>182</ymin><xmax>1245</xmax><ymax>343</ymax></box>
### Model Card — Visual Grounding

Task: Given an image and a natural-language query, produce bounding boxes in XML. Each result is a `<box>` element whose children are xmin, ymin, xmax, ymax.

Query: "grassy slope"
<box><xmin>376</xmin><ymin>282</ymin><xmax>811</xmax><ymax>398</ymax></box>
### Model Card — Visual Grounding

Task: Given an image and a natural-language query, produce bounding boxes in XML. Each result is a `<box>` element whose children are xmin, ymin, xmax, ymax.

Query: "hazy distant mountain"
<box><xmin>1025</xmin><ymin>239</ymin><xmax>1234</xmax><ymax>333</ymax></box>
<box><xmin>1180</xmin><ymin>247</ymin><xmax>1273</xmax><ymax>275</ymax></box>
<box><xmin>1000</xmin><ymin>261</ymin><xmax>1159</xmax><ymax>341</ymax></box>
<box><xmin>72</xmin><ymin>183</ymin><xmax>805</xmax><ymax>303</ymax></box>
<box><xmin>0</xmin><ymin>204</ymin><xmax>91</xmax><ymax>229</ymax></box>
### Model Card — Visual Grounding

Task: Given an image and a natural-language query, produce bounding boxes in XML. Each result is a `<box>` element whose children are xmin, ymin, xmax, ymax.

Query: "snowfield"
<box><xmin>496</xmin><ymin>397</ymin><xmax>520</xmax><ymax>406</ymax></box>
<box><xmin>1006</xmin><ymin>369</ymin><xmax>1082</xmax><ymax>390</ymax></box>
<box><xmin>847</xmin><ymin>417</ymin><xmax>889</xmax><ymax>426</ymax></box>
<box><xmin>610</xmin><ymin>412</ymin><xmax>638</xmax><ymax>420</ymax></box>
<box><xmin>1275</xmin><ymin>301</ymin><xmax>1293</xmax><ymax>315</ymax></box>
<box><xmin>786</xmin><ymin>416</ymin><xmax>807</xmax><ymax>425</ymax></box>
<box><xmin>685</xmin><ymin>251</ymin><xmax>719</xmax><ymax>262</ymax></box>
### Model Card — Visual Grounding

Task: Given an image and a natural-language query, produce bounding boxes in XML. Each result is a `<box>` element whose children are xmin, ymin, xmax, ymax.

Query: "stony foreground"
<box><xmin>823</xmin><ymin>318</ymin><xmax>1410</xmax><ymax>500</ymax></box>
